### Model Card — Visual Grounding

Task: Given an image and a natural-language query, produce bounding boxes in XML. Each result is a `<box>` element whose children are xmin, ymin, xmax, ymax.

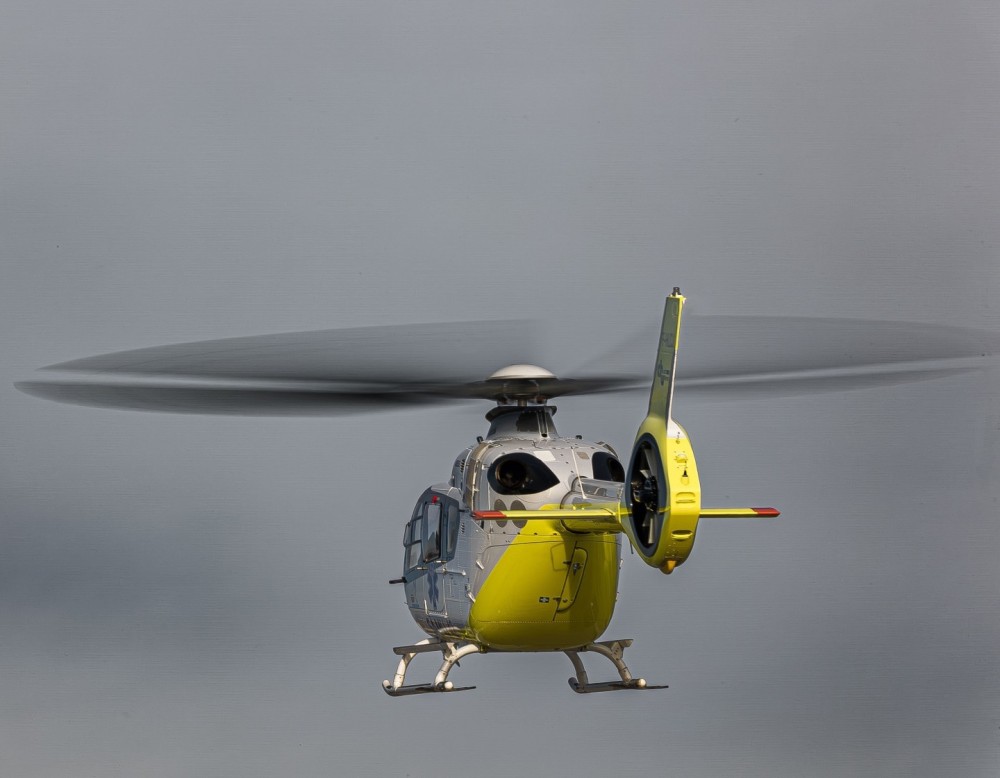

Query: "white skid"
<box><xmin>382</xmin><ymin>639</ymin><xmax>483</xmax><ymax>696</ymax></box>
<box><xmin>564</xmin><ymin>639</ymin><xmax>668</xmax><ymax>694</ymax></box>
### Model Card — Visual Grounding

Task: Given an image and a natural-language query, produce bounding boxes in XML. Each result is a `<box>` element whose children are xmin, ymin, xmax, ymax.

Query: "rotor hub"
<box><xmin>485</xmin><ymin>364</ymin><xmax>557</xmax><ymax>404</ymax></box>
<box><xmin>486</xmin><ymin>365</ymin><xmax>556</xmax><ymax>382</ymax></box>
<box><xmin>632</xmin><ymin>476</ymin><xmax>659</xmax><ymax>507</ymax></box>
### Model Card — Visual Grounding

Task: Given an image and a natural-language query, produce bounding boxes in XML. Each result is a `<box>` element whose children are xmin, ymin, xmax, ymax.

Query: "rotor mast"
<box><xmin>481</xmin><ymin>364</ymin><xmax>560</xmax><ymax>439</ymax></box>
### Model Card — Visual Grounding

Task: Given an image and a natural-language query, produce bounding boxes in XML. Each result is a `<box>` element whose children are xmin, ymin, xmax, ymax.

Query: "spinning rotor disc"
<box><xmin>15</xmin><ymin>315</ymin><xmax>1000</xmax><ymax>416</ymax></box>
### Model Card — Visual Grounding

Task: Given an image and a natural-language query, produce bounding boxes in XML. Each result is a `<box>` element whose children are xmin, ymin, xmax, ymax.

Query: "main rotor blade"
<box><xmin>14</xmin><ymin>373</ymin><xmax>643</xmax><ymax>416</ymax></box>
<box><xmin>592</xmin><ymin>314</ymin><xmax>1000</xmax><ymax>397</ymax></box>
<box><xmin>16</xmin><ymin>314</ymin><xmax>999</xmax><ymax>416</ymax></box>
<box><xmin>675</xmin><ymin>361</ymin><xmax>986</xmax><ymax>399</ymax></box>
<box><xmin>41</xmin><ymin>320</ymin><xmax>540</xmax><ymax>385</ymax></box>
<box><xmin>679</xmin><ymin>315</ymin><xmax>1000</xmax><ymax>378</ymax></box>
<box><xmin>14</xmin><ymin>379</ymin><xmax>453</xmax><ymax>416</ymax></box>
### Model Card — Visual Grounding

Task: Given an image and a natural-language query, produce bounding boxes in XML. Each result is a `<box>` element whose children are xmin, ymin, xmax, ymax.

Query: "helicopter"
<box><xmin>380</xmin><ymin>289</ymin><xmax>778</xmax><ymax>695</ymax></box>
<box><xmin>16</xmin><ymin>289</ymin><xmax>997</xmax><ymax>695</ymax></box>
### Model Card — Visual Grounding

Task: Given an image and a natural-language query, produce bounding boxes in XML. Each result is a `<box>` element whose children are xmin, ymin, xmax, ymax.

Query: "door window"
<box><xmin>423</xmin><ymin>502</ymin><xmax>441</xmax><ymax>561</ymax></box>
<box><xmin>404</xmin><ymin>492</ymin><xmax>463</xmax><ymax>572</ymax></box>
<box><xmin>405</xmin><ymin>518</ymin><xmax>422</xmax><ymax>571</ymax></box>
<box><xmin>444</xmin><ymin>502</ymin><xmax>460</xmax><ymax>559</ymax></box>
<box><xmin>403</xmin><ymin>502</ymin><xmax>423</xmax><ymax>572</ymax></box>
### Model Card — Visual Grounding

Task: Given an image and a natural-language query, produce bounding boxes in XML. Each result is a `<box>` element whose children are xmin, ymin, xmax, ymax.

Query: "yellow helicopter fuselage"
<box><xmin>467</xmin><ymin>522</ymin><xmax>620</xmax><ymax>650</ymax></box>
<box><xmin>399</xmin><ymin>419</ymin><xmax>627</xmax><ymax>652</ymax></box>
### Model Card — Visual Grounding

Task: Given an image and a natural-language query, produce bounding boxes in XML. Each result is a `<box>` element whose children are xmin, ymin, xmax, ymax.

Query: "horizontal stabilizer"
<box><xmin>473</xmin><ymin>507</ymin><xmax>622</xmax><ymax>533</ymax></box>
<box><xmin>474</xmin><ymin>508</ymin><xmax>619</xmax><ymax>521</ymax></box>
<box><xmin>699</xmin><ymin>507</ymin><xmax>780</xmax><ymax>518</ymax></box>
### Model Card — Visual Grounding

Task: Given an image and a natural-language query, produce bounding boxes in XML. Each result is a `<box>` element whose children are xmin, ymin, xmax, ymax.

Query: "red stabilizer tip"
<box><xmin>752</xmin><ymin>507</ymin><xmax>781</xmax><ymax>517</ymax></box>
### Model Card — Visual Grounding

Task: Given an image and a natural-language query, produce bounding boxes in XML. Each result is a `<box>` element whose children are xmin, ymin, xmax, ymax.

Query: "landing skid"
<box><xmin>382</xmin><ymin>637</ymin><xmax>665</xmax><ymax>695</ymax></box>
<box><xmin>381</xmin><ymin>639</ymin><xmax>483</xmax><ymax>696</ymax></box>
<box><xmin>564</xmin><ymin>639</ymin><xmax>668</xmax><ymax>694</ymax></box>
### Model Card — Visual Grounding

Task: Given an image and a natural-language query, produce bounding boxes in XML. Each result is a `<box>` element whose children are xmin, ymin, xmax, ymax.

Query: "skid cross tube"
<box><xmin>382</xmin><ymin>639</ymin><xmax>482</xmax><ymax>696</ymax></box>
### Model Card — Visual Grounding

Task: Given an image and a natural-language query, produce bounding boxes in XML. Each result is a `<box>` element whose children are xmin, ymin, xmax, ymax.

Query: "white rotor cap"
<box><xmin>487</xmin><ymin>364</ymin><xmax>556</xmax><ymax>381</ymax></box>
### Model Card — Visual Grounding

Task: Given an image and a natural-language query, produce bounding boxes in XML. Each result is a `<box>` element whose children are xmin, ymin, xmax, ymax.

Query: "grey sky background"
<box><xmin>2</xmin><ymin>2</ymin><xmax>999</xmax><ymax>776</ymax></box>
